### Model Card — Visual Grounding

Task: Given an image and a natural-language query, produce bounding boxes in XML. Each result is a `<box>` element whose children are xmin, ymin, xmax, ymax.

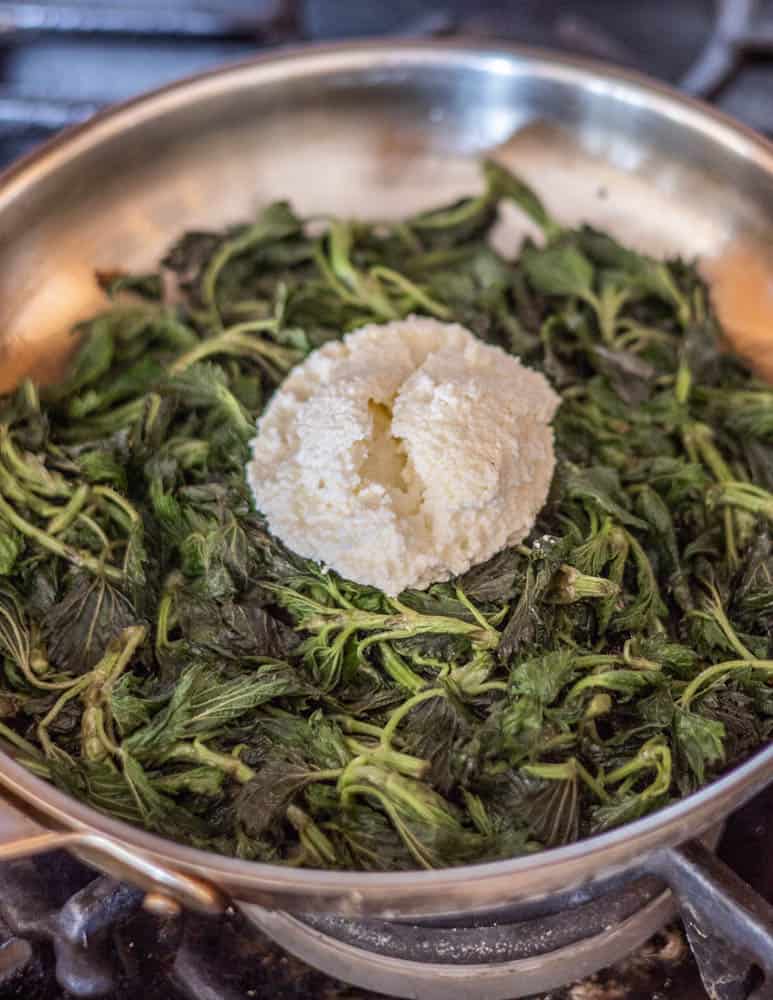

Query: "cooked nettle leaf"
<box><xmin>497</xmin><ymin>534</ymin><xmax>570</xmax><ymax>661</ymax></box>
<box><xmin>673</xmin><ymin>708</ymin><xmax>726</xmax><ymax>786</ymax></box>
<box><xmin>236</xmin><ymin>749</ymin><xmax>344</xmax><ymax>842</ymax></box>
<box><xmin>0</xmin><ymin>522</ymin><xmax>22</xmax><ymax>575</ymax></box>
<box><xmin>124</xmin><ymin>661</ymin><xmax>305</xmax><ymax>763</ymax></box>
<box><xmin>521</xmin><ymin>240</ymin><xmax>595</xmax><ymax>302</ymax></box>
<box><xmin>43</xmin><ymin>573</ymin><xmax>138</xmax><ymax>674</ymax></box>
<box><xmin>0</xmin><ymin>160</ymin><xmax>770</xmax><ymax>869</ymax></box>
<box><xmin>576</xmin><ymin>226</ymin><xmax>691</xmax><ymax>325</ymax></box>
<box><xmin>176</xmin><ymin>592</ymin><xmax>300</xmax><ymax>661</ymax></box>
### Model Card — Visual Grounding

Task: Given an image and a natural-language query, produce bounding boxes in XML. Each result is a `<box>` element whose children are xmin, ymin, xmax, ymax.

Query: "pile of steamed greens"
<box><xmin>1</xmin><ymin>161</ymin><xmax>773</xmax><ymax>870</ymax></box>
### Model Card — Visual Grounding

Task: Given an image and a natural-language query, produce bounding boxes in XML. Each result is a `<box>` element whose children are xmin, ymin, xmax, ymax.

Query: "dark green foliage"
<box><xmin>0</xmin><ymin>162</ymin><xmax>771</xmax><ymax>870</ymax></box>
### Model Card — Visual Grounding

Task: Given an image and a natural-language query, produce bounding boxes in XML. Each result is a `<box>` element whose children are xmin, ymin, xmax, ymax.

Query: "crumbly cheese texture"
<box><xmin>246</xmin><ymin>317</ymin><xmax>560</xmax><ymax>595</ymax></box>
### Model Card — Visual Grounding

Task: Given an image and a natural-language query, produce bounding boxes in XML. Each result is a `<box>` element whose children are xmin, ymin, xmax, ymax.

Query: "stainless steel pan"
<box><xmin>1</xmin><ymin>39</ymin><xmax>773</xmax><ymax>969</ymax></box>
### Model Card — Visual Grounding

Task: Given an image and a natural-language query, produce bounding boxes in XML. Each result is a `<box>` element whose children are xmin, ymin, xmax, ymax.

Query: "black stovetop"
<box><xmin>12</xmin><ymin>785</ymin><xmax>773</xmax><ymax>1000</ymax></box>
<box><xmin>1</xmin><ymin>3</ymin><xmax>773</xmax><ymax>999</ymax></box>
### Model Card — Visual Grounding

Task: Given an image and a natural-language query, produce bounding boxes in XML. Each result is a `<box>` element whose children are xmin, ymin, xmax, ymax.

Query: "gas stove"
<box><xmin>1</xmin><ymin>3</ymin><xmax>773</xmax><ymax>1000</ymax></box>
<box><xmin>4</xmin><ymin>799</ymin><xmax>769</xmax><ymax>1000</ymax></box>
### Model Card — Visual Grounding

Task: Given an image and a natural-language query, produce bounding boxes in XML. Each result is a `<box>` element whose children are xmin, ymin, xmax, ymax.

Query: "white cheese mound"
<box><xmin>246</xmin><ymin>317</ymin><xmax>560</xmax><ymax>595</ymax></box>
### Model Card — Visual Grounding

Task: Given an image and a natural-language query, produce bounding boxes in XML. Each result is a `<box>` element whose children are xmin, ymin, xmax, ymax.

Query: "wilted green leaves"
<box><xmin>0</xmin><ymin>161</ymin><xmax>769</xmax><ymax>869</ymax></box>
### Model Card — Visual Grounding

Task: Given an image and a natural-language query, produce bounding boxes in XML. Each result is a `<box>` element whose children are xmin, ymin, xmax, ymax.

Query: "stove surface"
<box><xmin>7</xmin><ymin>792</ymin><xmax>769</xmax><ymax>1000</ymax></box>
<box><xmin>0</xmin><ymin>2</ymin><xmax>772</xmax><ymax>999</ymax></box>
<box><xmin>13</xmin><ymin>786</ymin><xmax>773</xmax><ymax>1000</ymax></box>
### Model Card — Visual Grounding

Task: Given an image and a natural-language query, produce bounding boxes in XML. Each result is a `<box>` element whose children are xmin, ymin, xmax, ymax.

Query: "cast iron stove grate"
<box><xmin>0</xmin><ymin>786</ymin><xmax>771</xmax><ymax>1000</ymax></box>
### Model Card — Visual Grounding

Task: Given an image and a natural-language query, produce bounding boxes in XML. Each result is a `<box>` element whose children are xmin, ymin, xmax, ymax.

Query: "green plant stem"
<box><xmin>0</xmin><ymin>493</ymin><xmax>123</xmax><ymax>582</ymax></box>
<box><xmin>380</xmin><ymin>688</ymin><xmax>443</xmax><ymax>748</ymax></box>
<box><xmin>680</xmin><ymin>659</ymin><xmax>773</xmax><ymax>709</ymax></box>
<box><xmin>168</xmin><ymin>323</ymin><xmax>300</xmax><ymax>376</ymax></box>
<box><xmin>166</xmin><ymin>741</ymin><xmax>256</xmax><ymax>783</ymax></box>
<box><xmin>47</xmin><ymin>484</ymin><xmax>91</xmax><ymax>535</ymax></box>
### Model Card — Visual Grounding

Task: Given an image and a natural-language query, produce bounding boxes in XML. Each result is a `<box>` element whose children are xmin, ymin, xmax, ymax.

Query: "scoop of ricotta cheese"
<box><xmin>246</xmin><ymin>317</ymin><xmax>560</xmax><ymax>595</ymax></box>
